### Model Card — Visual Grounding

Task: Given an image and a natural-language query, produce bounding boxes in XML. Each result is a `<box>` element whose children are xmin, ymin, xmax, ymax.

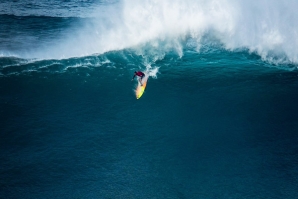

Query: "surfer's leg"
<box><xmin>139</xmin><ymin>77</ymin><xmax>143</xmax><ymax>86</ymax></box>
<box><xmin>140</xmin><ymin>75</ymin><xmax>145</xmax><ymax>86</ymax></box>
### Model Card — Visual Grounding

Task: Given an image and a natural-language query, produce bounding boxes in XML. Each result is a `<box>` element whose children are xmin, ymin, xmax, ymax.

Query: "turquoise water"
<box><xmin>1</xmin><ymin>1</ymin><xmax>298</xmax><ymax>198</ymax></box>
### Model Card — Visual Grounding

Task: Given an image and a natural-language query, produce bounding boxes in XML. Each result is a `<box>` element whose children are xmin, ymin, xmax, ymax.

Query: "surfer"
<box><xmin>131</xmin><ymin>71</ymin><xmax>145</xmax><ymax>86</ymax></box>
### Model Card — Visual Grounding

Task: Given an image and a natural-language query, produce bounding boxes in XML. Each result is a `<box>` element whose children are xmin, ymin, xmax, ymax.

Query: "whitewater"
<box><xmin>1</xmin><ymin>0</ymin><xmax>298</xmax><ymax>65</ymax></box>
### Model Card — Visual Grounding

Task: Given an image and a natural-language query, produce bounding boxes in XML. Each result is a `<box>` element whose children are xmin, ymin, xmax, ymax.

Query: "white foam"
<box><xmin>146</xmin><ymin>67</ymin><xmax>159</xmax><ymax>79</ymax></box>
<box><xmin>14</xmin><ymin>0</ymin><xmax>298</xmax><ymax>64</ymax></box>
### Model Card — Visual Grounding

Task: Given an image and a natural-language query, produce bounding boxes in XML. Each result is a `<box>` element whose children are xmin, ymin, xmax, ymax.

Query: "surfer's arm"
<box><xmin>131</xmin><ymin>75</ymin><xmax>136</xmax><ymax>80</ymax></box>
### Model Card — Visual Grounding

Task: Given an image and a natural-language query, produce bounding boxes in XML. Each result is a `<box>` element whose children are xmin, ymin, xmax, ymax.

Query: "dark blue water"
<box><xmin>1</xmin><ymin>1</ymin><xmax>298</xmax><ymax>198</ymax></box>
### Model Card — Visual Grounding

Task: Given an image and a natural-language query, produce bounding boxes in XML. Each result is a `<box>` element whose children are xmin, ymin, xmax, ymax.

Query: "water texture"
<box><xmin>1</xmin><ymin>1</ymin><xmax>298</xmax><ymax>198</ymax></box>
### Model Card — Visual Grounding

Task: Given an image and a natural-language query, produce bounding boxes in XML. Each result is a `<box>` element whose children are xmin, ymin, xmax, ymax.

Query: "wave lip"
<box><xmin>45</xmin><ymin>0</ymin><xmax>298</xmax><ymax>64</ymax></box>
<box><xmin>1</xmin><ymin>0</ymin><xmax>298</xmax><ymax>66</ymax></box>
<box><xmin>109</xmin><ymin>0</ymin><xmax>298</xmax><ymax>65</ymax></box>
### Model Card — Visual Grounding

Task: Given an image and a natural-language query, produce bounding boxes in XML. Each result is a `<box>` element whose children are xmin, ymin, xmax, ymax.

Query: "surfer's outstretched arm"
<box><xmin>131</xmin><ymin>75</ymin><xmax>136</xmax><ymax>81</ymax></box>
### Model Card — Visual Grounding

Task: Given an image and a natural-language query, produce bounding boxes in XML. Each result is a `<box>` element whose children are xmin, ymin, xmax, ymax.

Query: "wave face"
<box><xmin>1</xmin><ymin>49</ymin><xmax>298</xmax><ymax>198</ymax></box>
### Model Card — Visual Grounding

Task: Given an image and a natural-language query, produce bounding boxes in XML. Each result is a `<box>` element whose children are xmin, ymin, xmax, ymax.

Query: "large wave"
<box><xmin>2</xmin><ymin>0</ymin><xmax>298</xmax><ymax>65</ymax></box>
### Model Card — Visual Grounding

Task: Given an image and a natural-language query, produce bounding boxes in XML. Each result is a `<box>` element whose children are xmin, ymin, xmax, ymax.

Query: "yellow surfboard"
<box><xmin>136</xmin><ymin>75</ymin><xmax>148</xmax><ymax>99</ymax></box>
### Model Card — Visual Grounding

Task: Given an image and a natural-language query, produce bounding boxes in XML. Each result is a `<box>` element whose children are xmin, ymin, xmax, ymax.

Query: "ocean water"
<box><xmin>1</xmin><ymin>0</ymin><xmax>298</xmax><ymax>198</ymax></box>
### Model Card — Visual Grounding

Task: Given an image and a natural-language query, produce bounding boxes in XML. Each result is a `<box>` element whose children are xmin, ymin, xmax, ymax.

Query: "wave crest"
<box><xmin>2</xmin><ymin>0</ymin><xmax>298</xmax><ymax>65</ymax></box>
